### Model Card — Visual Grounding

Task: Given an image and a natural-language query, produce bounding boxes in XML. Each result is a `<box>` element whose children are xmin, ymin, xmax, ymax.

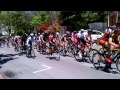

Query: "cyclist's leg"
<box><xmin>79</xmin><ymin>39</ymin><xmax>85</xmax><ymax>56</ymax></box>
<box><xmin>103</xmin><ymin>43</ymin><xmax>113</xmax><ymax>71</ymax></box>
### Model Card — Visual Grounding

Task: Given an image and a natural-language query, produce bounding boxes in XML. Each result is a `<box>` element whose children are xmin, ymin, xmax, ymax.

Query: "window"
<box><xmin>92</xmin><ymin>32</ymin><xmax>97</xmax><ymax>34</ymax></box>
<box><xmin>92</xmin><ymin>31</ymin><xmax>101</xmax><ymax>35</ymax></box>
<box><xmin>117</xmin><ymin>11</ymin><xmax>120</xmax><ymax>22</ymax></box>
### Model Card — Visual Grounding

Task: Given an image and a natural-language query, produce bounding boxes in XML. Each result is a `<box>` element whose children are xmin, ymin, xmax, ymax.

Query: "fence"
<box><xmin>60</xmin><ymin>26</ymin><xmax>67</xmax><ymax>37</ymax></box>
<box><xmin>88</xmin><ymin>22</ymin><xmax>107</xmax><ymax>32</ymax></box>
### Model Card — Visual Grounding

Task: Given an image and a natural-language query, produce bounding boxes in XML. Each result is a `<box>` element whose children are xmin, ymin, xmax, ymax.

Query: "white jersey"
<box><xmin>77</xmin><ymin>32</ymin><xmax>91</xmax><ymax>40</ymax></box>
<box><xmin>39</xmin><ymin>34</ymin><xmax>43</xmax><ymax>41</ymax></box>
<box><xmin>105</xmin><ymin>28</ymin><xmax>112</xmax><ymax>32</ymax></box>
<box><xmin>26</xmin><ymin>36</ymin><xmax>32</xmax><ymax>46</ymax></box>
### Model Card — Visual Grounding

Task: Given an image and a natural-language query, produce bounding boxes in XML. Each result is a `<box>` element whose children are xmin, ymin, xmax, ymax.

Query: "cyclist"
<box><xmin>26</xmin><ymin>33</ymin><xmax>34</xmax><ymax>49</ymax></box>
<box><xmin>41</xmin><ymin>30</ymin><xmax>49</xmax><ymax>44</ymax></box>
<box><xmin>14</xmin><ymin>36</ymin><xmax>19</xmax><ymax>50</ymax></box>
<box><xmin>21</xmin><ymin>34</ymin><xmax>28</xmax><ymax>51</ymax></box>
<box><xmin>72</xmin><ymin>31</ymin><xmax>78</xmax><ymax>45</ymax></box>
<box><xmin>77</xmin><ymin>29</ymin><xmax>93</xmax><ymax>57</ymax></box>
<box><xmin>48</xmin><ymin>32</ymin><xmax>56</xmax><ymax>54</ymax></box>
<box><xmin>98</xmin><ymin>29</ymin><xmax>120</xmax><ymax>72</ymax></box>
<box><xmin>61</xmin><ymin>31</ymin><xmax>71</xmax><ymax>47</ymax></box>
<box><xmin>41</xmin><ymin>30</ymin><xmax>49</xmax><ymax>52</ymax></box>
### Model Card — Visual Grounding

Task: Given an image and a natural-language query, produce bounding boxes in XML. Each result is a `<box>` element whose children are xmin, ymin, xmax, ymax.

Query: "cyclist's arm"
<box><xmin>41</xmin><ymin>36</ymin><xmax>45</xmax><ymax>43</ymax></box>
<box><xmin>26</xmin><ymin>38</ymin><xmax>30</xmax><ymax>45</ymax></box>
<box><xmin>84</xmin><ymin>36</ymin><xmax>89</xmax><ymax>43</ymax></box>
<box><xmin>49</xmin><ymin>37</ymin><xmax>52</xmax><ymax>43</ymax></box>
<box><xmin>64</xmin><ymin>37</ymin><xmax>67</xmax><ymax>42</ymax></box>
<box><xmin>109</xmin><ymin>38</ymin><xmax>119</xmax><ymax>47</ymax></box>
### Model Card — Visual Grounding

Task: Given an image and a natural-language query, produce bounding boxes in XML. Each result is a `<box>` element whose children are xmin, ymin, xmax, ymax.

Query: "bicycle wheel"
<box><xmin>54</xmin><ymin>45</ymin><xmax>60</xmax><ymax>61</ymax></box>
<box><xmin>26</xmin><ymin>49</ymin><xmax>29</xmax><ymax>57</ymax></box>
<box><xmin>116</xmin><ymin>56</ymin><xmax>120</xmax><ymax>72</ymax></box>
<box><xmin>99</xmin><ymin>47</ymin><xmax>108</xmax><ymax>54</ymax></box>
<box><xmin>73</xmin><ymin>47</ymin><xmax>83</xmax><ymax>62</ymax></box>
<box><xmin>20</xmin><ymin>46</ymin><xmax>23</xmax><ymax>53</ymax></box>
<box><xmin>59</xmin><ymin>46</ymin><xmax>66</xmax><ymax>56</ymax></box>
<box><xmin>88</xmin><ymin>49</ymin><xmax>98</xmax><ymax>63</ymax></box>
<box><xmin>31</xmin><ymin>49</ymin><xmax>35</xmax><ymax>58</ymax></box>
<box><xmin>92</xmin><ymin>52</ymin><xmax>106</xmax><ymax>70</ymax></box>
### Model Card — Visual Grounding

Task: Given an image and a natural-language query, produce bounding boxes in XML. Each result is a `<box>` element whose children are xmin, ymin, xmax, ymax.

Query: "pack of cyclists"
<box><xmin>3</xmin><ymin>26</ymin><xmax>120</xmax><ymax>73</ymax></box>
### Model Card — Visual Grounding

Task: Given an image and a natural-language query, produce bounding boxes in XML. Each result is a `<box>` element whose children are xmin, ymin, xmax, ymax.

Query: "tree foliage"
<box><xmin>59</xmin><ymin>11</ymin><xmax>108</xmax><ymax>30</ymax></box>
<box><xmin>30</xmin><ymin>11</ymin><xmax>50</xmax><ymax>27</ymax></box>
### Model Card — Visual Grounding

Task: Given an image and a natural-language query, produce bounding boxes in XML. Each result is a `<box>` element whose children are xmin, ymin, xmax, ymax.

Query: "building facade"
<box><xmin>109</xmin><ymin>11</ymin><xmax>120</xmax><ymax>27</ymax></box>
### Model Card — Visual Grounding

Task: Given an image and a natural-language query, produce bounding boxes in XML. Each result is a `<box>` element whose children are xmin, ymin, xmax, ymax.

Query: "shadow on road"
<box><xmin>46</xmin><ymin>56</ymin><xmax>60</xmax><ymax>61</ymax></box>
<box><xmin>90</xmin><ymin>66</ymin><xmax>120</xmax><ymax>75</ymax></box>
<box><xmin>0</xmin><ymin>53</ymin><xmax>20</xmax><ymax>65</ymax></box>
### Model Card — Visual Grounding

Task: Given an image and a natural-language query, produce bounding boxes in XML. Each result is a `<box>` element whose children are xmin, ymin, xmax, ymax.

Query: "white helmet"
<box><xmin>30</xmin><ymin>33</ymin><xmax>34</xmax><ymax>36</ymax></box>
<box><xmin>56</xmin><ymin>32</ymin><xmax>59</xmax><ymax>36</ymax></box>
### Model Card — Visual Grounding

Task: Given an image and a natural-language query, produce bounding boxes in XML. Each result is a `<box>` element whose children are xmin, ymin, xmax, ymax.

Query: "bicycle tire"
<box><xmin>73</xmin><ymin>47</ymin><xmax>83</xmax><ymax>62</ymax></box>
<box><xmin>26</xmin><ymin>49</ymin><xmax>29</xmax><ymax>57</ymax></box>
<box><xmin>20</xmin><ymin>46</ymin><xmax>23</xmax><ymax>53</ymax></box>
<box><xmin>54</xmin><ymin>45</ymin><xmax>60</xmax><ymax>61</ymax></box>
<box><xmin>31</xmin><ymin>49</ymin><xmax>35</xmax><ymax>58</ymax></box>
<box><xmin>92</xmin><ymin>52</ymin><xmax>106</xmax><ymax>70</ymax></box>
<box><xmin>116</xmin><ymin>57</ymin><xmax>120</xmax><ymax>72</ymax></box>
<box><xmin>59</xmin><ymin>46</ymin><xmax>65</xmax><ymax>56</ymax></box>
<box><xmin>88</xmin><ymin>49</ymin><xmax>98</xmax><ymax>63</ymax></box>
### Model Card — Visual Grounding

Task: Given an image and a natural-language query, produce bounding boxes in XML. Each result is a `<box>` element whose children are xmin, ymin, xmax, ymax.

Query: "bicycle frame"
<box><xmin>111</xmin><ymin>49</ymin><xmax>120</xmax><ymax>62</ymax></box>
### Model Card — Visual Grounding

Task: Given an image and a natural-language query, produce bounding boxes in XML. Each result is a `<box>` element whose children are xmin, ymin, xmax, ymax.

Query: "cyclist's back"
<box><xmin>42</xmin><ymin>32</ymin><xmax>49</xmax><ymax>42</ymax></box>
<box><xmin>27</xmin><ymin>37</ymin><xmax>31</xmax><ymax>46</ymax></box>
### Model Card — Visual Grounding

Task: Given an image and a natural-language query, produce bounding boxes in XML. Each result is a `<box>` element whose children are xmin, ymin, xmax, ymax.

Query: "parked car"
<box><xmin>80</xmin><ymin>29</ymin><xmax>103</xmax><ymax>44</ymax></box>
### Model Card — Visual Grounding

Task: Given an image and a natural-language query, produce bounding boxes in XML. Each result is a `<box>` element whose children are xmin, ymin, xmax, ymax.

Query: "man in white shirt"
<box><xmin>26</xmin><ymin>33</ymin><xmax>34</xmax><ymax>47</ymax></box>
<box><xmin>105</xmin><ymin>27</ymin><xmax>112</xmax><ymax>32</ymax></box>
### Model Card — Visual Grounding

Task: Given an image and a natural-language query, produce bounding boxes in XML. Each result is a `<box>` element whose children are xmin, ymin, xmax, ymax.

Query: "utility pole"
<box><xmin>108</xmin><ymin>11</ymin><xmax>110</xmax><ymax>27</ymax></box>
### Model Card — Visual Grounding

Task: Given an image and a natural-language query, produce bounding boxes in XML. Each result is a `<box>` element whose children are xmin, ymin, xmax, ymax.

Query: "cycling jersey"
<box><xmin>77</xmin><ymin>32</ymin><xmax>91</xmax><ymax>40</ymax></box>
<box><xmin>26</xmin><ymin>37</ymin><xmax>33</xmax><ymax>46</ymax></box>
<box><xmin>42</xmin><ymin>33</ymin><xmax>49</xmax><ymax>42</ymax></box>
<box><xmin>49</xmin><ymin>34</ymin><xmax>56</xmax><ymax>44</ymax></box>
<box><xmin>77</xmin><ymin>32</ymin><xmax>91</xmax><ymax>46</ymax></box>
<box><xmin>61</xmin><ymin>34</ymin><xmax>71</xmax><ymax>41</ymax></box>
<box><xmin>73</xmin><ymin>34</ymin><xmax>78</xmax><ymax>44</ymax></box>
<box><xmin>104</xmin><ymin>32</ymin><xmax>118</xmax><ymax>43</ymax></box>
<box><xmin>98</xmin><ymin>32</ymin><xmax>119</xmax><ymax>46</ymax></box>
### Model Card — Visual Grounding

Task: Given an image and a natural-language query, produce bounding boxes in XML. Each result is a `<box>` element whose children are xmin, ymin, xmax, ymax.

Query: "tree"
<box><xmin>9</xmin><ymin>11</ymin><xmax>33</xmax><ymax>35</ymax></box>
<box><xmin>59</xmin><ymin>11</ymin><xmax>108</xmax><ymax>30</ymax></box>
<box><xmin>30</xmin><ymin>11</ymin><xmax>50</xmax><ymax>33</ymax></box>
<box><xmin>52</xmin><ymin>19</ymin><xmax>61</xmax><ymax>32</ymax></box>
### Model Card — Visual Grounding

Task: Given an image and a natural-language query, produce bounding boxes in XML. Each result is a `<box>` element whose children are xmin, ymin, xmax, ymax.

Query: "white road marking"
<box><xmin>33</xmin><ymin>64</ymin><xmax>52</xmax><ymax>74</ymax></box>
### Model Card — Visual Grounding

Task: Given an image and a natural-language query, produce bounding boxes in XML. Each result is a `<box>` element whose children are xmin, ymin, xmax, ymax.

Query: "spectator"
<box><xmin>105</xmin><ymin>27</ymin><xmax>112</xmax><ymax>32</ymax></box>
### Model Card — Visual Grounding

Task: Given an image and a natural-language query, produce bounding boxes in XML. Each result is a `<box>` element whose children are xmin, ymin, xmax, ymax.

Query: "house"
<box><xmin>109</xmin><ymin>11</ymin><xmax>120</xmax><ymax>27</ymax></box>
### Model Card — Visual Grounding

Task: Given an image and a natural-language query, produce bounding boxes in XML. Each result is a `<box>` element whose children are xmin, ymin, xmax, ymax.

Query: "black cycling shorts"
<box><xmin>77</xmin><ymin>38</ymin><xmax>86</xmax><ymax>45</ymax></box>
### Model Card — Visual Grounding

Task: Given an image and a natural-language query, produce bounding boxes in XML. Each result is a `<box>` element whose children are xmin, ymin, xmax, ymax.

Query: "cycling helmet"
<box><xmin>66</xmin><ymin>31</ymin><xmax>70</xmax><ymax>35</ymax></box>
<box><xmin>30</xmin><ymin>33</ymin><xmax>34</xmax><ymax>36</ymax></box>
<box><xmin>56</xmin><ymin>32</ymin><xmax>59</xmax><ymax>36</ymax></box>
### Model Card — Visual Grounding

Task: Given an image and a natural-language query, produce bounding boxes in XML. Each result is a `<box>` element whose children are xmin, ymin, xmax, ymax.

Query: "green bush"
<box><xmin>0</xmin><ymin>33</ymin><xmax>3</xmax><ymax>36</ymax></box>
<box><xmin>15</xmin><ymin>30</ymin><xmax>25</xmax><ymax>36</ymax></box>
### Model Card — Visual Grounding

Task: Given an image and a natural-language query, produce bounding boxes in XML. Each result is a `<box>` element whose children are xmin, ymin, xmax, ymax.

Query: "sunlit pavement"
<box><xmin>0</xmin><ymin>45</ymin><xmax>120</xmax><ymax>79</ymax></box>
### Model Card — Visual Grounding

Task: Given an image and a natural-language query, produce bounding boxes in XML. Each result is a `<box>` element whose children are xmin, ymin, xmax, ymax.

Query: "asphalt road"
<box><xmin>0</xmin><ymin>45</ymin><xmax>120</xmax><ymax>79</ymax></box>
